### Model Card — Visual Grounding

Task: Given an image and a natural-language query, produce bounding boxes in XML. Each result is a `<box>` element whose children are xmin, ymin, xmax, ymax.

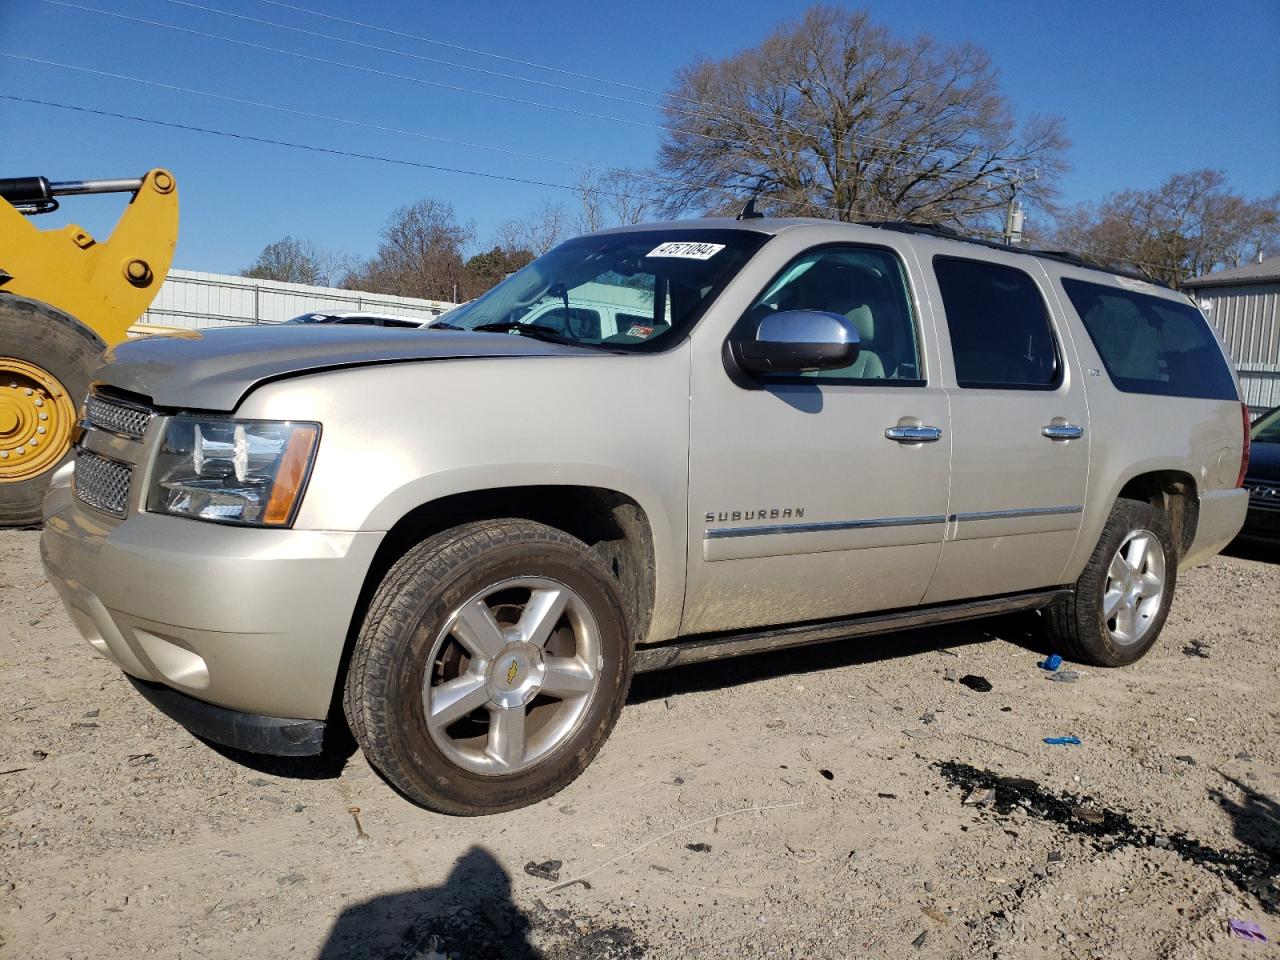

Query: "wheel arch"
<box><xmin>329</xmin><ymin>483</ymin><xmax>666</xmax><ymax>729</ymax></box>
<box><xmin>1115</xmin><ymin>469</ymin><xmax>1199</xmax><ymax>560</ymax></box>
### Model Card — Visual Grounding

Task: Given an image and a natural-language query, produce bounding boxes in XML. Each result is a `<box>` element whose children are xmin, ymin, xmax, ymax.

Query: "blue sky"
<box><xmin>2</xmin><ymin>0</ymin><xmax>1277</xmax><ymax>274</ymax></box>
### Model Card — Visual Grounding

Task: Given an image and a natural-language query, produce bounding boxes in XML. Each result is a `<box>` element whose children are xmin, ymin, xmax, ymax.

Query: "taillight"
<box><xmin>1237</xmin><ymin>403</ymin><xmax>1251</xmax><ymax>488</ymax></box>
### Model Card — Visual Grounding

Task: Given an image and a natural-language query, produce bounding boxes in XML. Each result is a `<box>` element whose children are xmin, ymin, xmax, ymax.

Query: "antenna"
<box><xmin>736</xmin><ymin>196</ymin><xmax>764</xmax><ymax>221</ymax></box>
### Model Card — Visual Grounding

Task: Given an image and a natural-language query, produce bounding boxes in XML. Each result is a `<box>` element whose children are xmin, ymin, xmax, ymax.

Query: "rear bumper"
<box><xmin>128</xmin><ymin>676</ymin><xmax>326</xmax><ymax>756</ymax></box>
<box><xmin>40</xmin><ymin>471</ymin><xmax>382</xmax><ymax>720</ymax></box>
<box><xmin>1181</xmin><ymin>488</ymin><xmax>1249</xmax><ymax>568</ymax></box>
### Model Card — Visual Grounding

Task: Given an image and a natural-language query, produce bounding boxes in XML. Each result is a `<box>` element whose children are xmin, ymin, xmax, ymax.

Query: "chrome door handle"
<box><xmin>885</xmin><ymin>425</ymin><xmax>943</xmax><ymax>443</ymax></box>
<box><xmin>1042</xmin><ymin>423</ymin><xmax>1084</xmax><ymax>440</ymax></box>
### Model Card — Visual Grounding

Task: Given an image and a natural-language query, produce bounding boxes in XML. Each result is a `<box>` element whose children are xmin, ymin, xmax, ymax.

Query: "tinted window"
<box><xmin>1061</xmin><ymin>280</ymin><xmax>1237</xmax><ymax>400</ymax></box>
<box><xmin>934</xmin><ymin>257</ymin><xmax>1060</xmax><ymax>389</ymax></box>
<box><xmin>744</xmin><ymin>246</ymin><xmax>922</xmax><ymax>383</ymax></box>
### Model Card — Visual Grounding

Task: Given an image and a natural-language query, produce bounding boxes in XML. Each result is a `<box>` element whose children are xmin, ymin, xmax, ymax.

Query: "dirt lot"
<box><xmin>1</xmin><ymin>529</ymin><xmax>1277</xmax><ymax>960</ymax></box>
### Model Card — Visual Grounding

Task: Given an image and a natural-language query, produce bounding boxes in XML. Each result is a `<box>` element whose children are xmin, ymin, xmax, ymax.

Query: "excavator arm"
<box><xmin>0</xmin><ymin>168</ymin><xmax>179</xmax><ymax>346</ymax></box>
<box><xmin>0</xmin><ymin>169</ymin><xmax>179</xmax><ymax>524</ymax></box>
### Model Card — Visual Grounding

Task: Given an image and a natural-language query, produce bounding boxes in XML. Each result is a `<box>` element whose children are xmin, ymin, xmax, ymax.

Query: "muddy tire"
<box><xmin>0</xmin><ymin>295</ymin><xmax>105</xmax><ymax>527</ymax></box>
<box><xmin>1044</xmin><ymin>498</ymin><xmax>1177</xmax><ymax>667</ymax></box>
<box><xmin>344</xmin><ymin>519</ymin><xmax>632</xmax><ymax>815</ymax></box>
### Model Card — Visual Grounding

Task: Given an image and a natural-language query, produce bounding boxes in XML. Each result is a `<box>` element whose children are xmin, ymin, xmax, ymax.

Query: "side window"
<box><xmin>933</xmin><ymin>257</ymin><xmax>1061</xmax><ymax>389</ymax></box>
<box><xmin>1060</xmin><ymin>278</ymin><xmax>1237</xmax><ymax>401</ymax></box>
<box><xmin>744</xmin><ymin>246</ymin><xmax>923</xmax><ymax>384</ymax></box>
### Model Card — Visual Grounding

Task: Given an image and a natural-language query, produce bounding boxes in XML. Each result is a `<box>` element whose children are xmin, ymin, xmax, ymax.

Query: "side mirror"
<box><xmin>733</xmin><ymin>310</ymin><xmax>861</xmax><ymax>374</ymax></box>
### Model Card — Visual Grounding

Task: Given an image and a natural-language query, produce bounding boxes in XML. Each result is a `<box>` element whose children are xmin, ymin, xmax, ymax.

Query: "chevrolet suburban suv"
<box><xmin>40</xmin><ymin>219</ymin><xmax>1250</xmax><ymax>815</ymax></box>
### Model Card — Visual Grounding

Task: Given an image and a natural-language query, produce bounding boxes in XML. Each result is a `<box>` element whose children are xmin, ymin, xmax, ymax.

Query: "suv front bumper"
<box><xmin>40</xmin><ymin>471</ymin><xmax>382</xmax><ymax>733</ymax></box>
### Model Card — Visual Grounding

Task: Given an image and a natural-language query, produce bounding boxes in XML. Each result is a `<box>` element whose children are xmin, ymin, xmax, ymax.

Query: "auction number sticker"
<box><xmin>647</xmin><ymin>241</ymin><xmax>726</xmax><ymax>260</ymax></box>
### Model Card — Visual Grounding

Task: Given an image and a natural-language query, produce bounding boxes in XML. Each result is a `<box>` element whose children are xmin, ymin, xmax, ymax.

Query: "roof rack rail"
<box><xmin>861</xmin><ymin>220</ymin><xmax>964</xmax><ymax>241</ymax></box>
<box><xmin>860</xmin><ymin>220</ymin><xmax>1165</xmax><ymax>288</ymax></box>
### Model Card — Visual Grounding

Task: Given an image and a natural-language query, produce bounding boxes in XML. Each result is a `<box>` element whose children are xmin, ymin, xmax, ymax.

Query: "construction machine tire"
<box><xmin>0</xmin><ymin>294</ymin><xmax>105</xmax><ymax>527</ymax></box>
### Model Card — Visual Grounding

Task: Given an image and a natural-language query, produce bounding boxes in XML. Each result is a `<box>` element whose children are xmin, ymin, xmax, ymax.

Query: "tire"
<box><xmin>344</xmin><ymin>519</ymin><xmax>633</xmax><ymax>815</ymax></box>
<box><xmin>1044</xmin><ymin>498</ymin><xmax>1178</xmax><ymax>667</ymax></box>
<box><xmin>0</xmin><ymin>295</ymin><xmax>106</xmax><ymax>526</ymax></box>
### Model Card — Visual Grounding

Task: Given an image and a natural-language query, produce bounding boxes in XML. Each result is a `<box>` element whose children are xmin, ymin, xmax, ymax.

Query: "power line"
<box><xmin>159</xmin><ymin>0</ymin><xmax>685</xmax><ymax>117</ymax></box>
<box><xmin>248</xmin><ymin>0</ymin><xmax>998</xmax><ymax>167</ymax></box>
<box><xmin>3</xmin><ymin>54</ymin><xmax>611</xmax><ymax>175</ymax></box>
<box><xmin>38</xmin><ymin>0</ymin><xmax>691</xmax><ymax>137</ymax></box>
<box><xmin>0</xmin><ymin>93</ymin><xmax>664</xmax><ymax>201</ymax></box>
<box><xmin>7</xmin><ymin>52</ymin><xmax>773</xmax><ymax>208</ymax></box>
<box><xmin>39</xmin><ymin>0</ymin><xmax>1008</xmax><ymax>187</ymax></box>
<box><xmin>4</xmin><ymin>94</ymin><xmax>1157</xmax><ymax>276</ymax></box>
<box><xmin>0</xmin><ymin>91</ymin><xmax>980</xmax><ymax>225</ymax></box>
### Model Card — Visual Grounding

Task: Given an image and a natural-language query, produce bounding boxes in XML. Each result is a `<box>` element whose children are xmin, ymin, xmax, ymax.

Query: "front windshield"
<box><xmin>1253</xmin><ymin>407</ymin><xmax>1280</xmax><ymax>444</ymax></box>
<box><xmin>440</xmin><ymin>229</ymin><xmax>769</xmax><ymax>350</ymax></box>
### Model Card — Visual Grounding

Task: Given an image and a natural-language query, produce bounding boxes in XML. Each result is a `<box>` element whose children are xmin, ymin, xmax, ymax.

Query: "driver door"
<box><xmin>682</xmin><ymin>242</ymin><xmax>952</xmax><ymax>635</ymax></box>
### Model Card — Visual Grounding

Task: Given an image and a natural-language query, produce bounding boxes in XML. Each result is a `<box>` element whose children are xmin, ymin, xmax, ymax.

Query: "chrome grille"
<box><xmin>85</xmin><ymin>394</ymin><xmax>152</xmax><ymax>440</ymax></box>
<box><xmin>73</xmin><ymin>450</ymin><xmax>132</xmax><ymax>517</ymax></box>
<box><xmin>1245</xmin><ymin>480</ymin><xmax>1280</xmax><ymax>512</ymax></box>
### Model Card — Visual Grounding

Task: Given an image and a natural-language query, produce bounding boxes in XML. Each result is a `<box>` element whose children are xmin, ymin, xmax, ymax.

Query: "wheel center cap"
<box><xmin>487</xmin><ymin>642</ymin><xmax>545</xmax><ymax>709</ymax></box>
<box><xmin>0</xmin><ymin>399</ymin><xmax>21</xmax><ymax>437</ymax></box>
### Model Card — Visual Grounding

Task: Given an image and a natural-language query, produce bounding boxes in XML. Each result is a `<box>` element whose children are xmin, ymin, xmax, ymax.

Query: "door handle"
<box><xmin>885</xmin><ymin>425</ymin><xmax>942</xmax><ymax>443</ymax></box>
<box><xmin>1042</xmin><ymin>423</ymin><xmax>1084</xmax><ymax>441</ymax></box>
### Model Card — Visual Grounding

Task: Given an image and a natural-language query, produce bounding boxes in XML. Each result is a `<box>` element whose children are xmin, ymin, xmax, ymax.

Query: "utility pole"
<box><xmin>1002</xmin><ymin>169</ymin><xmax>1037</xmax><ymax>246</ymax></box>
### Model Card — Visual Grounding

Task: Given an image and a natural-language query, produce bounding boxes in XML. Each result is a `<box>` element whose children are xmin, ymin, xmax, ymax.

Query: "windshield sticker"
<box><xmin>647</xmin><ymin>241</ymin><xmax>726</xmax><ymax>260</ymax></box>
<box><xmin>626</xmin><ymin>325</ymin><xmax>654</xmax><ymax>338</ymax></box>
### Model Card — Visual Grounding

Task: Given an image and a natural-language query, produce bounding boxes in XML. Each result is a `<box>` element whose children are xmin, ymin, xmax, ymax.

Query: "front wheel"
<box><xmin>344</xmin><ymin>519</ymin><xmax>632</xmax><ymax>815</ymax></box>
<box><xmin>1044</xmin><ymin>498</ymin><xmax>1177</xmax><ymax>667</ymax></box>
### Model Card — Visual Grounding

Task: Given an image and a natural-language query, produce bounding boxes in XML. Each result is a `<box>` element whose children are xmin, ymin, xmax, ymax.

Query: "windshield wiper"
<box><xmin>470</xmin><ymin>321</ymin><xmax>578</xmax><ymax>346</ymax></box>
<box><xmin>427</xmin><ymin>321</ymin><xmax>464</xmax><ymax>330</ymax></box>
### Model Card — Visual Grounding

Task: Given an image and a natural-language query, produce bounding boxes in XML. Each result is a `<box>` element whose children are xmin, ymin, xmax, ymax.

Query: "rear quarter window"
<box><xmin>1060</xmin><ymin>278</ymin><xmax>1237</xmax><ymax>401</ymax></box>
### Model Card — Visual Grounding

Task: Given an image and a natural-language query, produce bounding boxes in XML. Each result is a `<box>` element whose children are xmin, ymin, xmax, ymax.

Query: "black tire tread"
<box><xmin>1045</xmin><ymin>498</ymin><xmax>1177</xmax><ymax>667</ymax></box>
<box><xmin>344</xmin><ymin>518</ymin><xmax>631</xmax><ymax>815</ymax></box>
<box><xmin>0</xmin><ymin>294</ymin><xmax>106</xmax><ymax>526</ymax></box>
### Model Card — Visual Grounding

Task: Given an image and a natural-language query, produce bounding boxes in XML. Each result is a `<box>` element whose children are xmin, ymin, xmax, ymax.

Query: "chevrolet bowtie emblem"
<box><xmin>506</xmin><ymin>661</ymin><xmax>519</xmax><ymax>686</ymax></box>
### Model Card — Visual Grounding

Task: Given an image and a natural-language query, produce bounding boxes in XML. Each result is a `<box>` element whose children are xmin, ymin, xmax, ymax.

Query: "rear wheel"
<box><xmin>1044</xmin><ymin>498</ymin><xmax>1177</xmax><ymax>666</ymax></box>
<box><xmin>0</xmin><ymin>295</ymin><xmax>105</xmax><ymax>526</ymax></box>
<box><xmin>345</xmin><ymin>519</ymin><xmax>632</xmax><ymax>815</ymax></box>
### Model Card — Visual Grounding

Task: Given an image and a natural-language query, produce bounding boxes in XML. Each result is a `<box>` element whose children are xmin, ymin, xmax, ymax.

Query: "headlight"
<box><xmin>147</xmin><ymin>417</ymin><xmax>320</xmax><ymax>526</ymax></box>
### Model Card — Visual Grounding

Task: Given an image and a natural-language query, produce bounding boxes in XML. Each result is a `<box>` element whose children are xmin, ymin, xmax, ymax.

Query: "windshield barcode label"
<box><xmin>647</xmin><ymin>241</ymin><xmax>726</xmax><ymax>260</ymax></box>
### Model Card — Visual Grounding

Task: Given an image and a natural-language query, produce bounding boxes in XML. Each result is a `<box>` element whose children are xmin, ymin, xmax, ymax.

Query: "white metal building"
<box><xmin>1183</xmin><ymin>257</ymin><xmax>1280</xmax><ymax>414</ymax></box>
<box><xmin>136</xmin><ymin>269</ymin><xmax>456</xmax><ymax>330</ymax></box>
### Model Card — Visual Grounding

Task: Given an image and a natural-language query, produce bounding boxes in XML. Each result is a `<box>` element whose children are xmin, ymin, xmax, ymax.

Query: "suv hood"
<box><xmin>100</xmin><ymin>325</ymin><xmax>583</xmax><ymax>410</ymax></box>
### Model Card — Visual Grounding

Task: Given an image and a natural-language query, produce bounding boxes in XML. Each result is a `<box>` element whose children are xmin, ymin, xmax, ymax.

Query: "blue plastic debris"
<box><xmin>1038</xmin><ymin>653</ymin><xmax>1063</xmax><ymax>672</ymax></box>
<box><xmin>1043</xmin><ymin>736</ymin><xmax>1082</xmax><ymax>746</ymax></box>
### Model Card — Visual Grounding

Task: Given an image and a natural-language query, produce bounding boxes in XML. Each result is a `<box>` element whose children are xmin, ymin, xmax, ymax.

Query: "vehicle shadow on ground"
<box><xmin>315</xmin><ymin>846</ymin><xmax>540</xmax><ymax>960</ymax></box>
<box><xmin>1222</xmin><ymin>537</ymin><xmax>1280</xmax><ymax>565</ymax></box>
<box><xmin>628</xmin><ymin>612</ymin><xmax>1049</xmax><ymax>704</ymax></box>
<box><xmin>196</xmin><ymin>723</ymin><xmax>357</xmax><ymax>780</ymax></box>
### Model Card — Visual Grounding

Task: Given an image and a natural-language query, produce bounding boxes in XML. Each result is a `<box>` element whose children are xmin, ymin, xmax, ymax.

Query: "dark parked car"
<box><xmin>1240</xmin><ymin>406</ymin><xmax>1280</xmax><ymax>543</ymax></box>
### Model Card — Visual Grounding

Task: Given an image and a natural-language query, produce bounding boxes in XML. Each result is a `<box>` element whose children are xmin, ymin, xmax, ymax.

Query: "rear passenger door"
<box><xmin>922</xmin><ymin>255</ymin><xmax>1090</xmax><ymax>602</ymax></box>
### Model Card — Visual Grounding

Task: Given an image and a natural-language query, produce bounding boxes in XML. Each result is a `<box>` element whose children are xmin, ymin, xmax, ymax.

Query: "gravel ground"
<box><xmin>1</xmin><ymin>529</ymin><xmax>1277</xmax><ymax>960</ymax></box>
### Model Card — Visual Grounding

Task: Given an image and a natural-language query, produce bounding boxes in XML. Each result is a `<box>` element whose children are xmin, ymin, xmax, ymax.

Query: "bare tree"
<box><xmin>346</xmin><ymin>198</ymin><xmax>474</xmax><ymax>300</ymax></box>
<box><xmin>655</xmin><ymin>5</ymin><xmax>1069</xmax><ymax>229</ymax></box>
<box><xmin>495</xmin><ymin>199</ymin><xmax>575</xmax><ymax>256</ymax></box>
<box><xmin>1054</xmin><ymin>170</ymin><xmax>1280</xmax><ymax>287</ymax></box>
<box><xmin>575</xmin><ymin>167</ymin><xmax>662</xmax><ymax>230</ymax></box>
<box><xmin>241</xmin><ymin>236</ymin><xmax>351</xmax><ymax>286</ymax></box>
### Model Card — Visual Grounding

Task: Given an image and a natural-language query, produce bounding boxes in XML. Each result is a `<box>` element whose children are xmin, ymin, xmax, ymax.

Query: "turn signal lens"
<box><xmin>262</xmin><ymin>426</ymin><xmax>319</xmax><ymax>525</ymax></box>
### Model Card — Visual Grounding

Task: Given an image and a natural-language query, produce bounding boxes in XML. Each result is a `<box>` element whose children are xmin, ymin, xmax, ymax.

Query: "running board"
<box><xmin>633</xmin><ymin>588</ymin><xmax>1071</xmax><ymax>673</ymax></box>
